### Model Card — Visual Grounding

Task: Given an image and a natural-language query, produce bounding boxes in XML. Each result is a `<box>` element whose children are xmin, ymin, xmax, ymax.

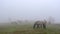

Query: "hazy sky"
<box><xmin>0</xmin><ymin>0</ymin><xmax>60</xmax><ymax>23</ymax></box>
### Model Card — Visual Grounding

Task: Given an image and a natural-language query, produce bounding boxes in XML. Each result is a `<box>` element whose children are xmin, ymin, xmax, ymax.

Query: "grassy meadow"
<box><xmin>0</xmin><ymin>23</ymin><xmax>60</xmax><ymax>34</ymax></box>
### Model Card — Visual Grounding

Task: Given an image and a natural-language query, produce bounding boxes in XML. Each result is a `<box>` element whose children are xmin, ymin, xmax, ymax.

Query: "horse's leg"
<box><xmin>37</xmin><ymin>24</ymin><xmax>39</xmax><ymax>28</ymax></box>
<box><xmin>43</xmin><ymin>24</ymin><xmax>46</xmax><ymax>29</ymax></box>
<box><xmin>33</xmin><ymin>24</ymin><xmax>36</xmax><ymax>28</ymax></box>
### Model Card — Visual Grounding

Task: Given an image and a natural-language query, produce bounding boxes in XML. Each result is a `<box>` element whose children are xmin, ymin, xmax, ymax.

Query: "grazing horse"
<box><xmin>33</xmin><ymin>20</ymin><xmax>47</xmax><ymax>29</ymax></box>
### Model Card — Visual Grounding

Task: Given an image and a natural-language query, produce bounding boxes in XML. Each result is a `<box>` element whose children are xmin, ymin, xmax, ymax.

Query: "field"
<box><xmin>0</xmin><ymin>23</ymin><xmax>60</xmax><ymax>34</ymax></box>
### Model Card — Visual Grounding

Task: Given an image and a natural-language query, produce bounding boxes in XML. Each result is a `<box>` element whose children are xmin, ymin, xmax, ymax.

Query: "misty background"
<box><xmin>0</xmin><ymin>0</ymin><xmax>60</xmax><ymax>23</ymax></box>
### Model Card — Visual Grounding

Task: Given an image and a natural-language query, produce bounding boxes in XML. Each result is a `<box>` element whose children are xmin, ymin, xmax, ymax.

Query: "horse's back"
<box><xmin>35</xmin><ymin>21</ymin><xmax>43</xmax><ymax>25</ymax></box>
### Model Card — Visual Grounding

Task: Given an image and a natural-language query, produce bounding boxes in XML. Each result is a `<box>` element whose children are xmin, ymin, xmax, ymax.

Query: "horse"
<box><xmin>33</xmin><ymin>20</ymin><xmax>47</xmax><ymax>29</ymax></box>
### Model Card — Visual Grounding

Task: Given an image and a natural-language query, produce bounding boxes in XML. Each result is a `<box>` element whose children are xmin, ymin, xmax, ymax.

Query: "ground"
<box><xmin>0</xmin><ymin>24</ymin><xmax>60</xmax><ymax>34</ymax></box>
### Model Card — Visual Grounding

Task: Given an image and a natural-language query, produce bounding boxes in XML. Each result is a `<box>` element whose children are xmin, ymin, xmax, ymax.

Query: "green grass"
<box><xmin>0</xmin><ymin>24</ymin><xmax>60</xmax><ymax>34</ymax></box>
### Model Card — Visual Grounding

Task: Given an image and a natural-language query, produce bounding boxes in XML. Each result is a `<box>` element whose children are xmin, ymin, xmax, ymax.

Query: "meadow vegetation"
<box><xmin>0</xmin><ymin>22</ymin><xmax>60</xmax><ymax>34</ymax></box>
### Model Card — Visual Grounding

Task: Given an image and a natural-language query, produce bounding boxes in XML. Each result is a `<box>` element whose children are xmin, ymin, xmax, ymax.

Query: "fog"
<box><xmin>0</xmin><ymin>0</ymin><xmax>60</xmax><ymax>23</ymax></box>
